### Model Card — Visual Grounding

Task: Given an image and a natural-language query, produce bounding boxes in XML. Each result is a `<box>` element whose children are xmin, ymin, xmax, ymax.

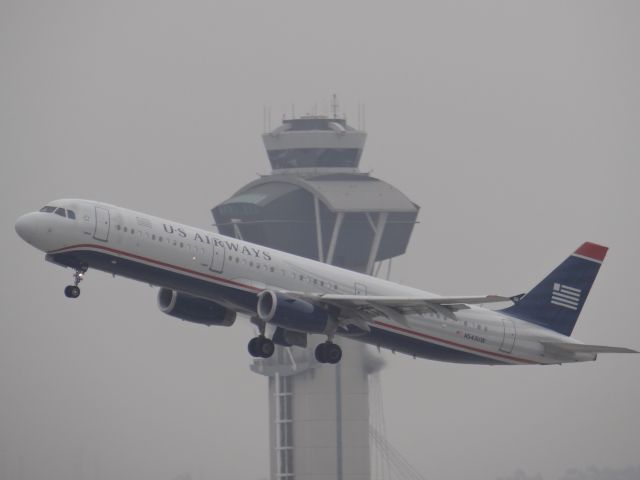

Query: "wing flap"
<box><xmin>307</xmin><ymin>294</ymin><xmax>510</xmax><ymax>307</ymax></box>
<box><xmin>283</xmin><ymin>292</ymin><xmax>510</xmax><ymax>324</ymax></box>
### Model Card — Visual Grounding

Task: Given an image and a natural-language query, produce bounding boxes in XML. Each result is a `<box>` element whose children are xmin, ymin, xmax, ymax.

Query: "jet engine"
<box><xmin>157</xmin><ymin>288</ymin><xmax>236</xmax><ymax>327</ymax></box>
<box><xmin>256</xmin><ymin>290</ymin><xmax>331</xmax><ymax>334</ymax></box>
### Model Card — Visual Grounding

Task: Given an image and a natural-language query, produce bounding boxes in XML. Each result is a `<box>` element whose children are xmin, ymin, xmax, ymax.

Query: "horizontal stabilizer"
<box><xmin>541</xmin><ymin>342</ymin><xmax>638</xmax><ymax>355</ymax></box>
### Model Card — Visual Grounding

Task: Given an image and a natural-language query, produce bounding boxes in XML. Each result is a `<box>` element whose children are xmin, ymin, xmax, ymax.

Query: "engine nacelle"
<box><xmin>157</xmin><ymin>288</ymin><xmax>236</xmax><ymax>327</ymax></box>
<box><xmin>256</xmin><ymin>290</ymin><xmax>330</xmax><ymax>334</ymax></box>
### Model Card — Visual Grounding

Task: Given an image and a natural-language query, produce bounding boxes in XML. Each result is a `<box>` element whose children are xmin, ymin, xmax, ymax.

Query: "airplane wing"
<box><xmin>286</xmin><ymin>292</ymin><xmax>510</xmax><ymax>326</ymax></box>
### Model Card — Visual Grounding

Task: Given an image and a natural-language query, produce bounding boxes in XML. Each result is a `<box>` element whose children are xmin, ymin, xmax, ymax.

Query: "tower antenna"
<box><xmin>331</xmin><ymin>93</ymin><xmax>339</xmax><ymax>119</ymax></box>
<box><xmin>362</xmin><ymin>103</ymin><xmax>366</xmax><ymax>131</ymax></box>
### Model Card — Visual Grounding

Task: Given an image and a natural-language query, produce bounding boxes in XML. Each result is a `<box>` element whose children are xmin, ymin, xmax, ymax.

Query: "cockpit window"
<box><xmin>39</xmin><ymin>205</ymin><xmax>76</xmax><ymax>219</ymax></box>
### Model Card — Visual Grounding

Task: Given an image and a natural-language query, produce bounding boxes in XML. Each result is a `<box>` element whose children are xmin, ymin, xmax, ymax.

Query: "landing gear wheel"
<box><xmin>315</xmin><ymin>342</ymin><xmax>327</xmax><ymax>363</ymax></box>
<box><xmin>315</xmin><ymin>342</ymin><xmax>342</xmax><ymax>364</ymax></box>
<box><xmin>248</xmin><ymin>337</ymin><xmax>259</xmax><ymax>357</ymax></box>
<box><xmin>248</xmin><ymin>336</ymin><xmax>275</xmax><ymax>358</ymax></box>
<box><xmin>64</xmin><ymin>285</ymin><xmax>81</xmax><ymax>298</ymax></box>
<box><xmin>326</xmin><ymin>343</ymin><xmax>342</xmax><ymax>364</ymax></box>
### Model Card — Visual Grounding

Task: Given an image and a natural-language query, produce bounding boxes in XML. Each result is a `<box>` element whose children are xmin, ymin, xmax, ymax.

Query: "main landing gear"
<box><xmin>246</xmin><ymin>317</ymin><xmax>342</xmax><ymax>364</ymax></box>
<box><xmin>315</xmin><ymin>319</ymin><xmax>342</xmax><ymax>364</ymax></box>
<box><xmin>64</xmin><ymin>265</ymin><xmax>87</xmax><ymax>299</ymax></box>
<box><xmin>248</xmin><ymin>336</ymin><xmax>275</xmax><ymax>358</ymax></box>
<box><xmin>315</xmin><ymin>341</ymin><xmax>342</xmax><ymax>364</ymax></box>
<box><xmin>248</xmin><ymin>316</ymin><xmax>275</xmax><ymax>359</ymax></box>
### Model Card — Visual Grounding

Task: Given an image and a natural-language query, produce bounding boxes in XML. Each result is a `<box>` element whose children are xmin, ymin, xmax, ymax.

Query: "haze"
<box><xmin>1</xmin><ymin>1</ymin><xmax>638</xmax><ymax>479</ymax></box>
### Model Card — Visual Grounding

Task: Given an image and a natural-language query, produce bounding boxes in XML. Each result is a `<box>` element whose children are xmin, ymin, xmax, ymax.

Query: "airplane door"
<box><xmin>354</xmin><ymin>283</ymin><xmax>367</xmax><ymax>295</ymax></box>
<box><xmin>210</xmin><ymin>241</ymin><xmax>225</xmax><ymax>273</ymax></box>
<box><xmin>500</xmin><ymin>317</ymin><xmax>516</xmax><ymax>353</ymax></box>
<box><xmin>93</xmin><ymin>207</ymin><xmax>110</xmax><ymax>242</ymax></box>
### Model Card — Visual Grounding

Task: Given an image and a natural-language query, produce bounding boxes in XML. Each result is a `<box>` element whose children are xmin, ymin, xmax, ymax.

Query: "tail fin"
<box><xmin>501</xmin><ymin>242</ymin><xmax>608</xmax><ymax>336</ymax></box>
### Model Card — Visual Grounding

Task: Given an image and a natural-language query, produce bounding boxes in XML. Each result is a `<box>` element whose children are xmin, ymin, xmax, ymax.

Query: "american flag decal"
<box><xmin>551</xmin><ymin>283</ymin><xmax>581</xmax><ymax>310</ymax></box>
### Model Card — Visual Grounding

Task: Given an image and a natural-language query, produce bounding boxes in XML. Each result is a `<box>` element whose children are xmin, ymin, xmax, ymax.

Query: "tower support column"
<box><xmin>366</xmin><ymin>212</ymin><xmax>388</xmax><ymax>275</ymax></box>
<box><xmin>326</xmin><ymin>212</ymin><xmax>345</xmax><ymax>265</ymax></box>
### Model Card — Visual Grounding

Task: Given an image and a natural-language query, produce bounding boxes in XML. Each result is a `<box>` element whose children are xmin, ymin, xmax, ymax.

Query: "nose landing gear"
<box><xmin>64</xmin><ymin>265</ymin><xmax>87</xmax><ymax>299</ymax></box>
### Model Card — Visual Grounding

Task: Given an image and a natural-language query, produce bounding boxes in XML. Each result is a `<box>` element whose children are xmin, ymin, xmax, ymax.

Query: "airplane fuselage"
<box><xmin>15</xmin><ymin>199</ymin><xmax>600</xmax><ymax>366</ymax></box>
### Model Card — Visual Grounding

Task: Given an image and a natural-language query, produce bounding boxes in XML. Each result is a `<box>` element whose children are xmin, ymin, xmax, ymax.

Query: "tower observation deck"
<box><xmin>214</xmin><ymin>115</ymin><xmax>419</xmax><ymax>274</ymax></box>
<box><xmin>264</xmin><ymin>116</ymin><xmax>365</xmax><ymax>171</ymax></box>
<box><xmin>212</xmin><ymin>109</ymin><xmax>420</xmax><ymax>480</ymax></box>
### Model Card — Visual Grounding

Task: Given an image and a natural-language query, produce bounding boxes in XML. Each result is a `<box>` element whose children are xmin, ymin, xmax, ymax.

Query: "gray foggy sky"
<box><xmin>1</xmin><ymin>1</ymin><xmax>639</xmax><ymax>479</ymax></box>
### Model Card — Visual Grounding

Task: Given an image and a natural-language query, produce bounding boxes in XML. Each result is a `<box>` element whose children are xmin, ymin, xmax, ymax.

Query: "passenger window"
<box><xmin>54</xmin><ymin>208</ymin><xmax>66</xmax><ymax>217</ymax></box>
<box><xmin>66</xmin><ymin>210</ymin><xmax>76</xmax><ymax>219</ymax></box>
<box><xmin>39</xmin><ymin>206</ymin><xmax>56</xmax><ymax>213</ymax></box>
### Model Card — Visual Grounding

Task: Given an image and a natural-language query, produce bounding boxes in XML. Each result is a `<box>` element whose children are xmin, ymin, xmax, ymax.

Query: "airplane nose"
<box><xmin>15</xmin><ymin>212</ymin><xmax>39</xmax><ymax>245</ymax></box>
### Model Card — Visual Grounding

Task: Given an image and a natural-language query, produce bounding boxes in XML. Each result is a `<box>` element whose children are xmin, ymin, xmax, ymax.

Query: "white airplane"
<box><xmin>15</xmin><ymin>199</ymin><xmax>636</xmax><ymax>365</ymax></box>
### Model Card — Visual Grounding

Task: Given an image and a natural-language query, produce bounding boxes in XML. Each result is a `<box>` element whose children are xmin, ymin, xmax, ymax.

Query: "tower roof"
<box><xmin>217</xmin><ymin>173</ymin><xmax>418</xmax><ymax>214</ymax></box>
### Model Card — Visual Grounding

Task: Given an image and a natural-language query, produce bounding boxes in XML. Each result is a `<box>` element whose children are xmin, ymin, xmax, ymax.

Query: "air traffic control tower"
<box><xmin>212</xmin><ymin>110</ymin><xmax>419</xmax><ymax>480</ymax></box>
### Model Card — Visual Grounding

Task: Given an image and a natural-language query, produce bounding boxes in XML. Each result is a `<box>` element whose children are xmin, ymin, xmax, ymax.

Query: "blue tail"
<box><xmin>501</xmin><ymin>242</ymin><xmax>608</xmax><ymax>336</ymax></box>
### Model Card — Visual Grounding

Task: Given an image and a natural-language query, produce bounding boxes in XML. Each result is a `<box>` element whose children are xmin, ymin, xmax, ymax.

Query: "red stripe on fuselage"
<box><xmin>50</xmin><ymin>243</ymin><xmax>538</xmax><ymax>365</ymax></box>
